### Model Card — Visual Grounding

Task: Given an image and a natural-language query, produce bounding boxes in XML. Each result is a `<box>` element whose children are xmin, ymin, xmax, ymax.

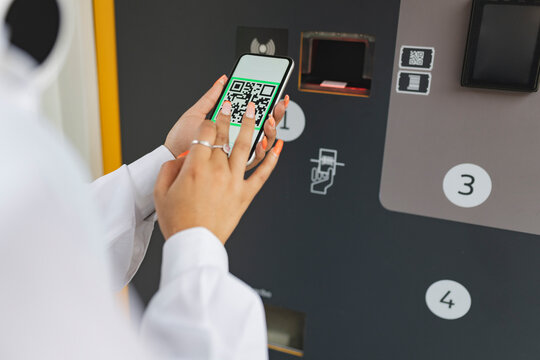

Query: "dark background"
<box><xmin>114</xmin><ymin>1</ymin><xmax>540</xmax><ymax>359</ymax></box>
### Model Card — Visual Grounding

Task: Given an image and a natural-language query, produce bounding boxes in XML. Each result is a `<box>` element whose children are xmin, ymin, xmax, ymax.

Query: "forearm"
<box><xmin>141</xmin><ymin>228</ymin><xmax>268</xmax><ymax>360</ymax></box>
<box><xmin>90</xmin><ymin>146</ymin><xmax>174</xmax><ymax>289</ymax></box>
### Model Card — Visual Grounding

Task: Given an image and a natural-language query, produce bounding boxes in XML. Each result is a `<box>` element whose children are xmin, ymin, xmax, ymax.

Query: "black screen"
<box><xmin>310</xmin><ymin>40</ymin><xmax>366</xmax><ymax>83</ymax></box>
<box><xmin>462</xmin><ymin>1</ymin><xmax>540</xmax><ymax>91</ymax></box>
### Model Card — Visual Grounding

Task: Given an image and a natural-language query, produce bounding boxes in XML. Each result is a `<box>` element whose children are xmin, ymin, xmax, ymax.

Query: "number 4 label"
<box><xmin>426</xmin><ymin>280</ymin><xmax>471</xmax><ymax>320</ymax></box>
<box><xmin>443</xmin><ymin>163</ymin><xmax>492</xmax><ymax>208</ymax></box>
<box><xmin>440</xmin><ymin>291</ymin><xmax>455</xmax><ymax>308</ymax></box>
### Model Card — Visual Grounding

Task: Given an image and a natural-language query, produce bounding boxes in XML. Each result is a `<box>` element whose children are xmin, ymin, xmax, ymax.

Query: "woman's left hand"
<box><xmin>164</xmin><ymin>75</ymin><xmax>228</xmax><ymax>158</ymax></box>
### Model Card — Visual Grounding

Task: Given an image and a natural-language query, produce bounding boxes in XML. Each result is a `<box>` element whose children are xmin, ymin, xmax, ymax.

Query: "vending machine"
<box><xmin>114</xmin><ymin>0</ymin><xmax>540</xmax><ymax>358</ymax></box>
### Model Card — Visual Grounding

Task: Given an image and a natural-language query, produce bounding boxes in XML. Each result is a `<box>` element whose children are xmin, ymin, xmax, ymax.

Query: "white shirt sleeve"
<box><xmin>1</xmin><ymin>139</ymin><xmax>268</xmax><ymax>360</ymax></box>
<box><xmin>88</xmin><ymin>147</ymin><xmax>270</xmax><ymax>359</ymax></box>
<box><xmin>0</xmin><ymin>81</ymin><xmax>268</xmax><ymax>360</ymax></box>
<box><xmin>141</xmin><ymin>227</ymin><xmax>269</xmax><ymax>360</ymax></box>
<box><xmin>0</xmin><ymin>149</ymin><xmax>150</xmax><ymax>360</ymax></box>
<box><xmin>90</xmin><ymin>146</ymin><xmax>174</xmax><ymax>290</ymax></box>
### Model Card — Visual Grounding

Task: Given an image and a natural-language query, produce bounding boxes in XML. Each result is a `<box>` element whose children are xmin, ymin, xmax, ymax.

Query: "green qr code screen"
<box><xmin>212</xmin><ymin>77</ymin><xmax>280</xmax><ymax>130</ymax></box>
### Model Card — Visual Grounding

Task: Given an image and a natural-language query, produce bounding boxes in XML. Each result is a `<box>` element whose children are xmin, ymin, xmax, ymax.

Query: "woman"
<box><xmin>0</xmin><ymin>0</ymin><xmax>287</xmax><ymax>358</ymax></box>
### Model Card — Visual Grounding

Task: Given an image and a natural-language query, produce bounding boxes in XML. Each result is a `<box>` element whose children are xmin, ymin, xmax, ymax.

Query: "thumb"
<box><xmin>154</xmin><ymin>157</ymin><xmax>186</xmax><ymax>198</ymax></box>
<box><xmin>189</xmin><ymin>75</ymin><xmax>228</xmax><ymax>115</ymax></box>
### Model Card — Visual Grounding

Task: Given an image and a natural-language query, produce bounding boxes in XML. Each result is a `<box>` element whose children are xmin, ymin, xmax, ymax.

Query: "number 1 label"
<box><xmin>275</xmin><ymin>100</ymin><xmax>305</xmax><ymax>142</ymax></box>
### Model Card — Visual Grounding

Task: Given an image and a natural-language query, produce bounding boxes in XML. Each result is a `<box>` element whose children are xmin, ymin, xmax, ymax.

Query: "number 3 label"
<box><xmin>443</xmin><ymin>163</ymin><xmax>492</xmax><ymax>208</ymax></box>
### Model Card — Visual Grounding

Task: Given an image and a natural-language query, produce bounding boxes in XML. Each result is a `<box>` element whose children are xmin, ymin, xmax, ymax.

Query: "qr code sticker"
<box><xmin>224</xmin><ymin>79</ymin><xmax>278</xmax><ymax>128</ymax></box>
<box><xmin>409</xmin><ymin>50</ymin><xmax>425</xmax><ymax>66</ymax></box>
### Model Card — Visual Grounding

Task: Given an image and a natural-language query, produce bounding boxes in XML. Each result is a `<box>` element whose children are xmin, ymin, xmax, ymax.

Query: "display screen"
<box><xmin>462</xmin><ymin>1</ymin><xmax>540</xmax><ymax>91</ymax></box>
<box><xmin>211</xmin><ymin>54</ymin><xmax>292</xmax><ymax>159</ymax></box>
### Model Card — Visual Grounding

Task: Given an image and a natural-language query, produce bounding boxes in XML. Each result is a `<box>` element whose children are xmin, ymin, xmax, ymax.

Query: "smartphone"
<box><xmin>210</xmin><ymin>53</ymin><xmax>294</xmax><ymax>164</ymax></box>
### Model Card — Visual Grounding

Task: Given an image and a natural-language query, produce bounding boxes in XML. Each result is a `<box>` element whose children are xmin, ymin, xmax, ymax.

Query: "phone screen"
<box><xmin>210</xmin><ymin>54</ymin><xmax>293</xmax><ymax>160</ymax></box>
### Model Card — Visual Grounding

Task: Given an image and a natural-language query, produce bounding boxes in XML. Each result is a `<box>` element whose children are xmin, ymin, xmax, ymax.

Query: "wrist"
<box><xmin>164</xmin><ymin>222</ymin><xmax>226</xmax><ymax>245</ymax></box>
<box><xmin>163</xmin><ymin>142</ymin><xmax>178</xmax><ymax>158</ymax></box>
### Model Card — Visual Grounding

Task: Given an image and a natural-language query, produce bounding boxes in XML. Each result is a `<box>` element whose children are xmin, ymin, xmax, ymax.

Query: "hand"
<box><xmin>154</xmin><ymin>101</ymin><xmax>284</xmax><ymax>244</ymax></box>
<box><xmin>164</xmin><ymin>75</ymin><xmax>228</xmax><ymax>158</ymax></box>
<box><xmin>164</xmin><ymin>75</ymin><xmax>290</xmax><ymax>168</ymax></box>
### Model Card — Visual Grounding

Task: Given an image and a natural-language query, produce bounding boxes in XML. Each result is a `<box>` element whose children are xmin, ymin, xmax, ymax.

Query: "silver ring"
<box><xmin>212</xmin><ymin>144</ymin><xmax>231</xmax><ymax>155</ymax></box>
<box><xmin>191</xmin><ymin>140</ymin><xmax>213</xmax><ymax>149</ymax></box>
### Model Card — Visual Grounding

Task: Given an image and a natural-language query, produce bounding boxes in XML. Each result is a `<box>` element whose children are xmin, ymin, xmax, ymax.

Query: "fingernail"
<box><xmin>272</xmin><ymin>139</ymin><xmax>284</xmax><ymax>156</ymax></box>
<box><xmin>262</xmin><ymin>136</ymin><xmax>268</xmax><ymax>150</ymax></box>
<box><xmin>215</xmin><ymin>74</ymin><xmax>227</xmax><ymax>86</ymax></box>
<box><xmin>245</xmin><ymin>102</ymin><xmax>255</xmax><ymax>119</ymax></box>
<box><xmin>284</xmin><ymin>95</ymin><xmax>290</xmax><ymax>108</ymax></box>
<box><xmin>268</xmin><ymin>116</ymin><xmax>276</xmax><ymax>128</ymax></box>
<box><xmin>221</xmin><ymin>101</ymin><xmax>231</xmax><ymax>115</ymax></box>
<box><xmin>177</xmin><ymin>150</ymin><xmax>190</xmax><ymax>159</ymax></box>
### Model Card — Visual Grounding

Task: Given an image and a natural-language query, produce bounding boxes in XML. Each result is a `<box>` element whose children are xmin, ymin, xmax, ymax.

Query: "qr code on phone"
<box><xmin>224</xmin><ymin>78</ymin><xmax>278</xmax><ymax>128</ymax></box>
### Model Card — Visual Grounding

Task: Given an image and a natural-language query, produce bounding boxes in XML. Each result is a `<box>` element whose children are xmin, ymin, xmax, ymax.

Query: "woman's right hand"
<box><xmin>154</xmin><ymin>101</ymin><xmax>284</xmax><ymax>244</ymax></box>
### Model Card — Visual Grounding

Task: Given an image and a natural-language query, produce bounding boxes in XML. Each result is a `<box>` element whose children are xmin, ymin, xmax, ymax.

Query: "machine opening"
<box><xmin>264</xmin><ymin>304</ymin><xmax>306</xmax><ymax>357</ymax></box>
<box><xmin>299</xmin><ymin>31</ymin><xmax>375</xmax><ymax>97</ymax></box>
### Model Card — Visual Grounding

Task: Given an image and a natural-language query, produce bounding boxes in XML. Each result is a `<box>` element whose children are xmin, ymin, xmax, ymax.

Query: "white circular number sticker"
<box><xmin>426</xmin><ymin>280</ymin><xmax>471</xmax><ymax>320</ymax></box>
<box><xmin>443</xmin><ymin>163</ymin><xmax>492</xmax><ymax>208</ymax></box>
<box><xmin>276</xmin><ymin>100</ymin><xmax>305</xmax><ymax>142</ymax></box>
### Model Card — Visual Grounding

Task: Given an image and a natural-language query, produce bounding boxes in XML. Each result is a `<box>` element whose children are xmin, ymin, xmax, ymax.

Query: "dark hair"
<box><xmin>5</xmin><ymin>0</ymin><xmax>60</xmax><ymax>64</ymax></box>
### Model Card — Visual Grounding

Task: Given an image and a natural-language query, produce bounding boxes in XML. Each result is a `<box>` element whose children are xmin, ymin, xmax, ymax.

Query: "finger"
<box><xmin>272</xmin><ymin>99</ymin><xmax>286</xmax><ymax>126</ymax></box>
<box><xmin>189</xmin><ymin>75</ymin><xmax>228</xmax><ymax>115</ymax></box>
<box><xmin>245</xmin><ymin>137</ymin><xmax>266</xmax><ymax>171</ymax></box>
<box><xmin>212</xmin><ymin>100</ymin><xmax>231</xmax><ymax>161</ymax></box>
<box><xmin>263</xmin><ymin>116</ymin><xmax>276</xmax><ymax>151</ymax></box>
<box><xmin>245</xmin><ymin>140</ymin><xmax>284</xmax><ymax>199</ymax></box>
<box><xmin>154</xmin><ymin>157</ymin><xmax>186</xmax><ymax>199</ymax></box>
<box><xmin>187</xmin><ymin>121</ymin><xmax>217</xmax><ymax>163</ymax></box>
<box><xmin>229</xmin><ymin>102</ymin><xmax>256</xmax><ymax>173</ymax></box>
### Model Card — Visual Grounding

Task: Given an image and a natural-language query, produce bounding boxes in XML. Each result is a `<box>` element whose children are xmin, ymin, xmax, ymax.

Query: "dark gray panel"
<box><xmin>114</xmin><ymin>1</ymin><xmax>540</xmax><ymax>359</ymax></box>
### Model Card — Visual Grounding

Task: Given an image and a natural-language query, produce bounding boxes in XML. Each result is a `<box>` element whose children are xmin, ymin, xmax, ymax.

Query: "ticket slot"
<box><xmin>265</xmin><ymin>304</ymin><xmax>306</xmax><ymax>357</ymax></box>
<box><xmin>299</xmin><ymin>31</ymin><xmax>375</xmax><ymax>97</ymax></box>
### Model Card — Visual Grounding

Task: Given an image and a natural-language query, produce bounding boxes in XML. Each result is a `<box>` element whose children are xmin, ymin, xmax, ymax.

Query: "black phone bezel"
<box><xmin>461</xmin><ymin>0</ymin><xmax>540</xmax><ymax>92</ymax></box>
<box><xmin>208</xmin><ymin>53</ymin><xmax>294</xmax><ymax>161</ymax></box>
